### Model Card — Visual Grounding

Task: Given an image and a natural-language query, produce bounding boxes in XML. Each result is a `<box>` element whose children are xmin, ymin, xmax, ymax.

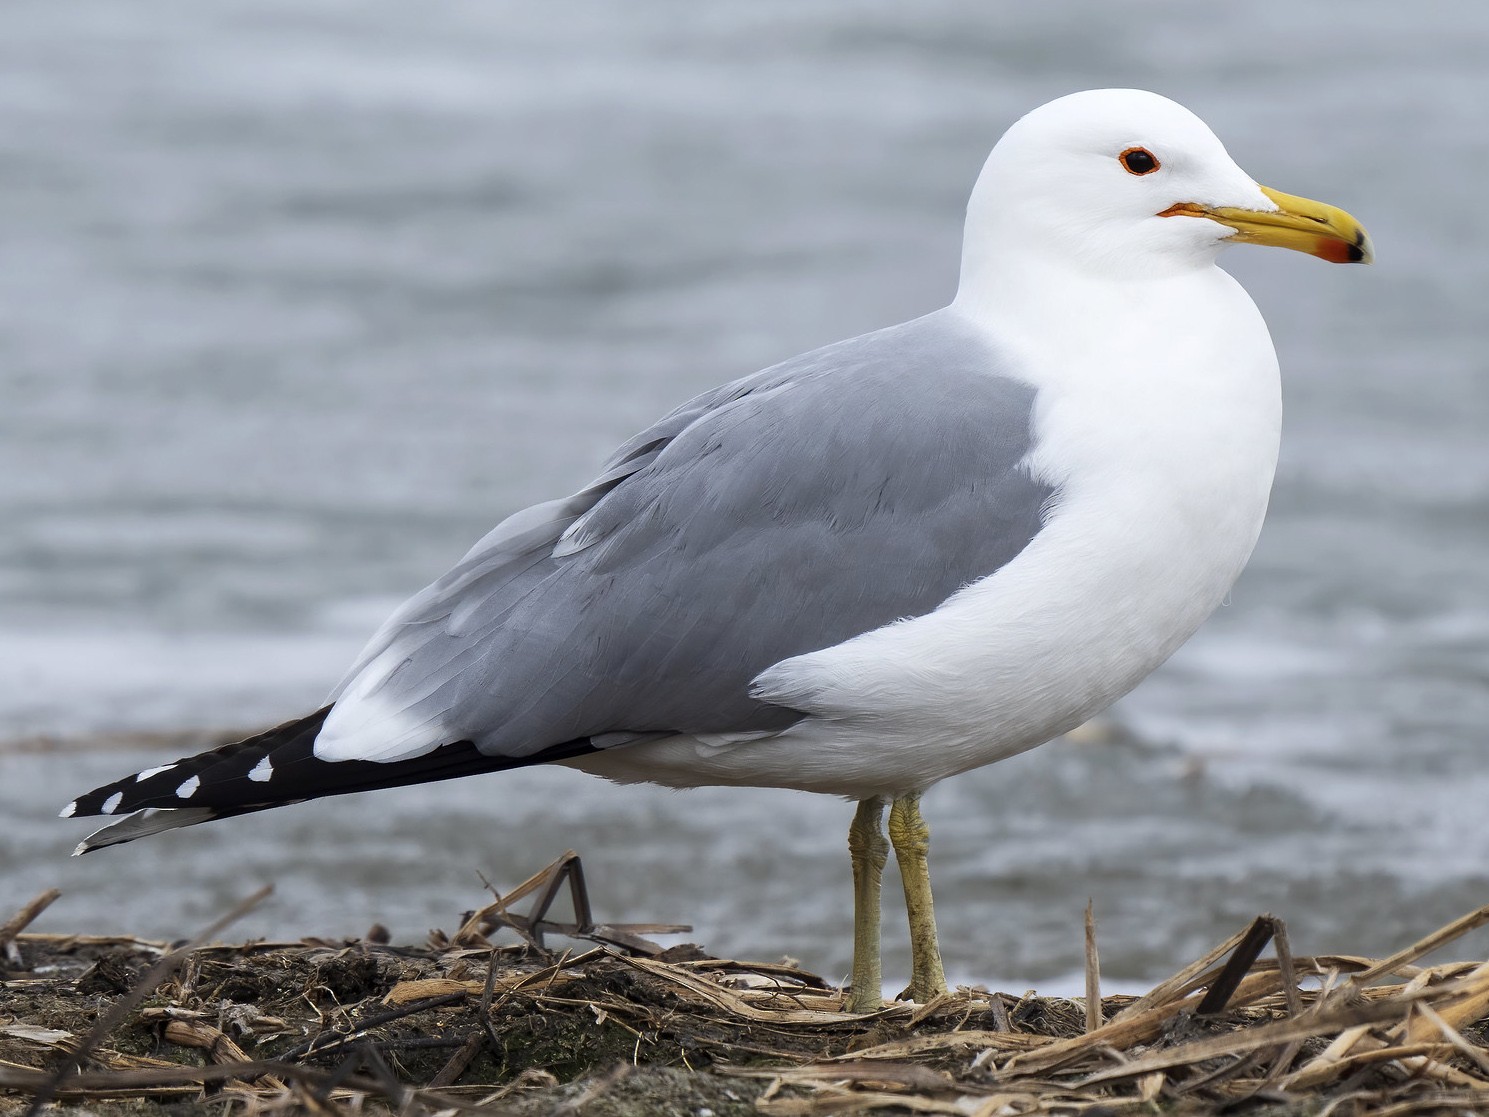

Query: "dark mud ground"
<box><xmin>0</xmin><ymin>921</ymin><xmax>1089</xmax><ymax>1116</ymax></box>
<box><xmin>5</xmin><ymin>876</ymin><xmax>1489</xmax><ymax>1116</ymax></box>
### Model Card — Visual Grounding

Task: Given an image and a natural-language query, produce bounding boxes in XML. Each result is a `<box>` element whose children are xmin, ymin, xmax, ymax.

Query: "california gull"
<box><xmin>64</xmin><ymin>89</ymin><xmax>1372</xmax><ymax>1011</ymax></box>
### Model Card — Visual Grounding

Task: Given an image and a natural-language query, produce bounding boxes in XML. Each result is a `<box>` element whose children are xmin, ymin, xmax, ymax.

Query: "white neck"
<box><xmin>950</xmin><ymin>249</ymin><xmax>1231</xmax><ymax>388</ymax></box>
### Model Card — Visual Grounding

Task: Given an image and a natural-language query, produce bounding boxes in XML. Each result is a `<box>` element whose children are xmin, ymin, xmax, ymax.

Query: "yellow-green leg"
<box><xmin>846</xmin><ymin>796</ymin><xmax>889</xmax><ymax>1013</ymax></box>
<box><xmin>889</xmin><ymin>792</ymin><xmax>948</xmax><ymax>1003</ymax></box>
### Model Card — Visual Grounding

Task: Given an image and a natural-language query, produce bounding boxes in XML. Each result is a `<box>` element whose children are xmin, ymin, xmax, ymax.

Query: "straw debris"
<box><xmin>3</xmin><ymin>858</ymin><xmax>1489</xmax><ymax>1115</ymax></box>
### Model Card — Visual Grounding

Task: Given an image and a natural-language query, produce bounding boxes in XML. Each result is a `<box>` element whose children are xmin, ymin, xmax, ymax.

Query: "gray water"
<box><xmin>3</xmin><ymin>2</ymin><xmax>1488</xmax><ymax>992</ymax></box>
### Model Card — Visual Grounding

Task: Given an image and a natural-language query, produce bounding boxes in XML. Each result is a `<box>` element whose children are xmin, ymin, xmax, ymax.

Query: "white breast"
<box><xmin>572</xmin><ymin>264</ymin><xmax>1282</xmax><ymax>799</ymax></box>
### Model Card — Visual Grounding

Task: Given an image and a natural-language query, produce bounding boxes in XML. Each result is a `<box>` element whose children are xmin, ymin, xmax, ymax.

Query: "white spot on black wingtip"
<box><xmin>176</xmin><ymin>776</ymin><xmax>200</xmax><ymax>799</ymax></box>
<box><xmin>59</xmin><ymin>801</ymin><xmax>77</xmax><ymax>819</ymax></box>
<box><xmin>248</xmin><ymin>756</ymin><xmax>273</xmax><ymax>782</ymax></box>
<box><xmin>135</xmin><ymin>764</ymin><xmax>173</xmax><ymax>782</ymax></box>
<box><xmin>102</xmin><ymin>792</ymin><xmax>123</xmax><ymax>814</ymax></box>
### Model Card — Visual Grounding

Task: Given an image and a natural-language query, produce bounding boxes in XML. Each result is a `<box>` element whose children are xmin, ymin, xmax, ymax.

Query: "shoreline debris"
<box><xmin>4</xmin><ymin>857</ymin><xmax>1489</xmax><ymax>1115</ymax></box>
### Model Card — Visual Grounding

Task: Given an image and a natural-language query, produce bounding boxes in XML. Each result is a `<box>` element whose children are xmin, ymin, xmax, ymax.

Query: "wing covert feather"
<box><xmin>332</xmin><ymin>309</ymin><xmax>1054</xmax><ymax>759</ymax></box>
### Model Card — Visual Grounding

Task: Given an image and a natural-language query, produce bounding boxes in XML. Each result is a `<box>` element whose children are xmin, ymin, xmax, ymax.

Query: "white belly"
<box><xmin>571</xmin><ymin>268</ymin><xmax>1282</xmax><ymax>799</ymax></box>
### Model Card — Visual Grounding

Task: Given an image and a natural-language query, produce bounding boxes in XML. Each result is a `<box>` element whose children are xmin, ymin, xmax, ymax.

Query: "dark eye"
<box><xmin>1119</xmin><ymin>147</ymin><xmax>1160</xmax><ymax>175</ymax></box>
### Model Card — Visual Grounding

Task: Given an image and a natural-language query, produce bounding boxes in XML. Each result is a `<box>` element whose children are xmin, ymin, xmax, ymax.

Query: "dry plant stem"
<box><xmin>0</xmin><ymin>1061</ymin><xmax>495</xmax><ymax>1112</ymax></box>
<box><xmin>280</xmin><ymin>992</ymin><xmax>468</xmax><ymax>1061</ymax></box>
<box><xmin>1196</xmin><ymin>914</ymin><xmax>1276</xmax><ymax>1015</ymax></box>
<box><xmin>1110</xmin><ymin>921</ymin><xmax>1253</xmax><ymax>1023</ymax></box>
<box><xmin>847</xmin><ymin>796</ymin><xmax>889</xmax><ymax>1014</ymax></box>
<box><xmin>888</xmin><ymin>792</ymin><xmax>948</xmax><ymax>1003</ymax></box>
<box><xmin>1350</xmin><ymin>903</ymin><xmax>1489</xmax><ymax>985</ymax></box>
<box><xmin>1</xmin><ymin>890</ymin><xmax>62</xmax><ymax>958</ymax></box>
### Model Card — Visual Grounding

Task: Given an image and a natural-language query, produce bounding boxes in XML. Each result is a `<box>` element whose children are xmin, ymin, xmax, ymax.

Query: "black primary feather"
<box><xmin>63</xmin><ymin>706</ymin><xmax>603</xmax><ymax>853</ymax></box>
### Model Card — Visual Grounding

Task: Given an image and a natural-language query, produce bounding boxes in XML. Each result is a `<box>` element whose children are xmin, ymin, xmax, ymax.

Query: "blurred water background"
<box><xmin>3</xmin><ymin>1</ymin><xmax>1487</xmax><ymax>991</ymax></box>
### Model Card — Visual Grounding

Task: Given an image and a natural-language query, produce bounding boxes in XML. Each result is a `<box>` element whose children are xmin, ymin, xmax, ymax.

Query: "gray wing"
<box><xmin>328</xmin><ymin>349</ymin><xmax>800</xmax><ymax>695</ymax></box>
<box><xmin>332</xmin><ymin>308</ymin><xmax>1054</xmax><ymax>757</ymax></box>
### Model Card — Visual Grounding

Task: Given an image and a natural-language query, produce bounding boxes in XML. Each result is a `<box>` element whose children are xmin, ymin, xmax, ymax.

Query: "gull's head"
<box><xmin>961</xmin><ymin>89</ymin><xmax>1372</xmax><ymax>285</ymax></box>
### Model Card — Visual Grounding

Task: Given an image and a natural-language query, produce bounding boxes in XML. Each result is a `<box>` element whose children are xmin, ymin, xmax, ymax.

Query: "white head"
<box><xmin>959</xmin><ymin>89</ymin><xmax>1371</xmax><ymax>289</ymax></box>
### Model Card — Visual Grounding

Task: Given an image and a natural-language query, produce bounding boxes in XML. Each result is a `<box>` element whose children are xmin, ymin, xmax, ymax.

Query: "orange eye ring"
<box><xmin>1119</xmin><ymin>147</ymin><xmax>1160</xmax><ymax>176</ymax></box>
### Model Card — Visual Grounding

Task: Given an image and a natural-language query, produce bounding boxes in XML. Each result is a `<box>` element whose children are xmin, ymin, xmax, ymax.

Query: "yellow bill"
<box><xmin>1161</xmin><ymin>185</ymin><xmax>1373</xmax><ymax>264</ymax></box>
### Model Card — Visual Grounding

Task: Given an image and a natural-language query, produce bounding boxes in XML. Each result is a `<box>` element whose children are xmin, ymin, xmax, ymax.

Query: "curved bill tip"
<box><xmin>1307</xmin><ymin>210</ymin><xmax>1374</xmax><ymax>265</ymax></box>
